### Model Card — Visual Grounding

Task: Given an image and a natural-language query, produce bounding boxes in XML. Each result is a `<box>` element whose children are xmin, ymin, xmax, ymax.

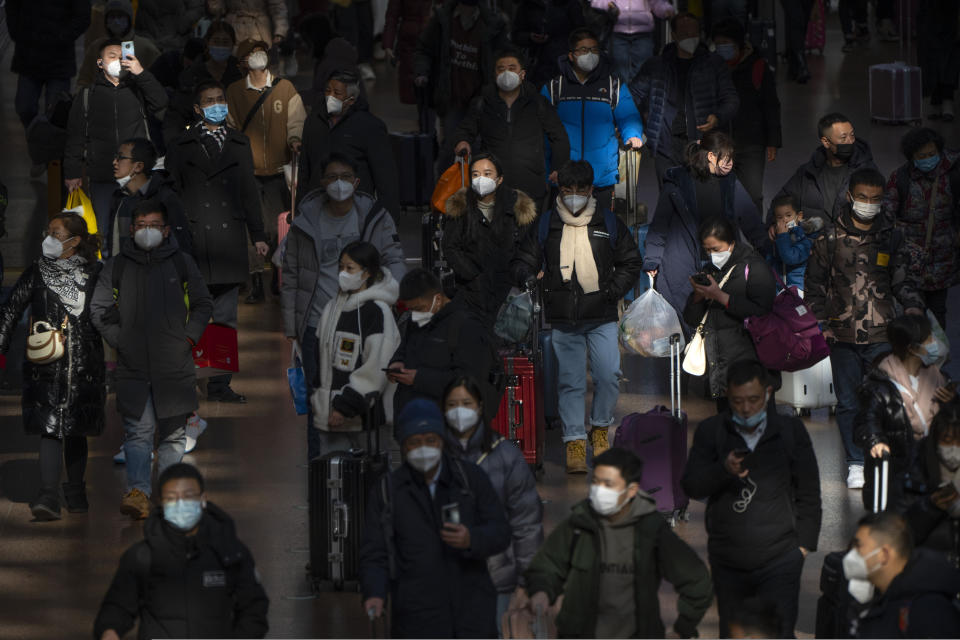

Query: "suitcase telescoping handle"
<box><xmin>363</xmin><ymin>391</ymin><xmax>382</xmax><ymax>456</ymax></box>
<box><xmin>670</xmin><ymin>333</ymin><xmax>682</xmax><ymax>419</ymax></box>
<box><xmin>331</xmin><ymin>500</ymin><xmax>349</xmax><ymax>539</ymax></box>
<box><xmin>873</xmin><ymin>453</ymin><xmax>890</xmax><ymax>513</ymax></box>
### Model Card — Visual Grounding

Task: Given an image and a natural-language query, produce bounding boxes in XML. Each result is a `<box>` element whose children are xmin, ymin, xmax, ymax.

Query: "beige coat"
<box><xmin>208</xmin><ymin>0</ymin><xmax>289</xmax><ymax>42</ymax></box>
<box><xmin>226</xmin><ymin>72</ymin><xmax>306</xmax><ymax>175</ymax></box>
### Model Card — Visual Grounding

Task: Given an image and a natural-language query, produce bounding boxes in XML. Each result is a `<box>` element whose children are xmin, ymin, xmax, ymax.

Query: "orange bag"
<box><xmin>431</xmin><ymin>155</ymin><xmax>469</xmax><ymax>213</ymax></box>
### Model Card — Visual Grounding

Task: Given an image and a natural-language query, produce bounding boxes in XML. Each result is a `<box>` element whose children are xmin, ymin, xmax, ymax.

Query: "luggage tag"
<box><xmin>876</xmin><ymin>252</ymin><xmax>890</xmax><ymax>267</ymax></box>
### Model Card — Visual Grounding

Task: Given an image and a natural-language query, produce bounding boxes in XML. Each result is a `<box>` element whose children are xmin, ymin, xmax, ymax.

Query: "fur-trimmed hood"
<box><xmin>444</xmin><ymin>188</ymin><xmax>538</xmax><ymax>227</ymax></box>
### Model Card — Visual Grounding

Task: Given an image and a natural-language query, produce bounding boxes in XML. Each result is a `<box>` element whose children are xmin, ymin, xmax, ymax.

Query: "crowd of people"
<box><xmin>4</xmin><ymin>0</ymin><xmax>960</xmax><ymax>638</ymax></box>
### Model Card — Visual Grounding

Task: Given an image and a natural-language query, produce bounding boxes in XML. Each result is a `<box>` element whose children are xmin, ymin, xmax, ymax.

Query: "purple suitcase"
<box><xmin>613</xmin><ymin>334</ymin><xmax>689</xmax><ymax>525</ymax></box>
<box><xmin>869</xmin><ymin>2</ymin><xmax>922</xmax><ymax>125</ymax></box>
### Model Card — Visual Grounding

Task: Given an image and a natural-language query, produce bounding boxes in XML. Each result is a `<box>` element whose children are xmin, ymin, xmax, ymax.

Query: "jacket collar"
<box><xmin>835</xmin><ymin>205</ymin><xmax>894</xmax><ymax>236</ymax></box>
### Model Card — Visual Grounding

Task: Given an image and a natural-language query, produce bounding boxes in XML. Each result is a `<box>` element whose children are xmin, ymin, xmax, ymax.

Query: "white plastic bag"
<box><xmin>619</xmin><ymin>280</ymin><xmax>685</xmax><ymax>357</ymax></box>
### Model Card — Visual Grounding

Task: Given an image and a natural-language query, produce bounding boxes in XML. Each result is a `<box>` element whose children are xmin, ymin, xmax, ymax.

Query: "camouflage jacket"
<box><xmin>804</xmin><ymin>208</ymin><xmax>925</xmax><ymax>344</ymax></box>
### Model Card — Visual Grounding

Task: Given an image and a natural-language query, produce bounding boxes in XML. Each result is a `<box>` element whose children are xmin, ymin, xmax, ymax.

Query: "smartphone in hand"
<box><xmin>121</xmin><ymin>41</ymin><xmax>135</xmax><ymax>59</ymax></box>
<box><xmin>441</xmin><ymin>502</ymin><xmax>461</xmax><ymax>525</ymax></box>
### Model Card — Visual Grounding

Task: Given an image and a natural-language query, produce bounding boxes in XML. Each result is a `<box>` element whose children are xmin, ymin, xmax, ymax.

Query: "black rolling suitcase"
<box><xmin>308</xmin><ymin>394</ymin><xmax>388</xmax><ymax>592</ymax></box>
<box><xmin>814</xmin><ymin>551</ymin><xmax>856</xmax><ymax>639</ymax></box>
<box><xmin>390</xmin><ymin>87</ymin><xmax>435</xmax><ymax>210</ymax></box>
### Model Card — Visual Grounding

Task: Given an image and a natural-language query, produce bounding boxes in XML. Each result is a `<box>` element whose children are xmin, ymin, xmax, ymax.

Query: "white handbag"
<box><xmin>682</xmin><ymin>265</ymin><xmax>737</xmax><ymax>376</ymax></box>
<box><xmin>26</xmin><ymin>315</ymin><xmax>68</xmax><ymax>365</ymax></box>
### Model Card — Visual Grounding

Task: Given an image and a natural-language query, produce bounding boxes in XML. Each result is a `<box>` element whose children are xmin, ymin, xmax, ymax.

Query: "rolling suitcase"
<box><xmin>273</xmin><ymin>151</ymin><xmax>299</xmax><ymax>287</ymax></box>
<box><xmin>869</xmin><ymin>2</ymin><xmax>922</xmax><ymax>124</ymax></box>
<box><xmin>748</xmin><ymin>18</ymin><xmax>777</xmax><ymax>72</ymax></box>
<box><xmin>392</xmin><ymin>131</ymin><xmax>435</xmax><ymax>208</ymax></box>
<box><xmin>491</xmin><ymin>352</ymin><xmax>546</xmax><ymax>471</ymax></box>
<box><xmin>613</xmin><ymin>334</ymin><xmax>689</xmax><ymax>525</ymax></box>
<box><xmin>777</xmin><ymin>356</ymin><xmax>837</xmax><ymax>416</ymax></box>
<box><xmin>864</xmin><ymin>454</ymin><xmax>891</xmax><ymax>513</ymax></box>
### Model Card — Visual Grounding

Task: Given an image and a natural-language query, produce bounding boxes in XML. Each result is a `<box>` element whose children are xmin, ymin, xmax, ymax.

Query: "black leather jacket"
<box><xmin>855</xmin><ymin>366</ymin><xmax>917</xmax><ymax>472</ymax></box>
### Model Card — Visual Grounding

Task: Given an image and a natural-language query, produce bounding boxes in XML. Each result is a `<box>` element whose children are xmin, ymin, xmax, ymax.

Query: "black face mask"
<box><xmin>833</xmin><ymin>143</ymin><xmax>855</xmax><ymax>162</ymax></box>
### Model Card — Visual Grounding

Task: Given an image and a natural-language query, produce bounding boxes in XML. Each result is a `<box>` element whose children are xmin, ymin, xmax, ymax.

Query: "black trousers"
<box><xmin>734</xmin><ymin>144</ymin><xmax>767</xmax><ymax>217</ymax></box>
<box><xmin>779</xmin><ymin>0</ymin><xmax>814</xmax><ymax>54</ymax></box>
<box><xmin>839</xmin><ymin>0</ymin><xmax>868</xmax><ymax>37</ymax></box>
<box><xmin>39</xmin><ymin>435</ymin><xmax>88</xmax><ymax>491</ymax></box>
<box><xmin>712</xmin><ymin>547</ymin><xmax>805</xmax><ymax>638</ymax></box>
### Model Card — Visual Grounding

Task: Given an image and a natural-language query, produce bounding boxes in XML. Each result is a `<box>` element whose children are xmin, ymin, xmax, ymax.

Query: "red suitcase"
<box><xmin>491</xmin><ymin>354</ymin><xmax>545</xmax><ymax>471</ymax></box>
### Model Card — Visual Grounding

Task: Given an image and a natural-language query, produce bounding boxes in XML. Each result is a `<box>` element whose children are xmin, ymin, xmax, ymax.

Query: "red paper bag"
<box><xmin>193</xmin><ymin>323</ymin><xmax>239</xmax><ymax>378</ymax></box>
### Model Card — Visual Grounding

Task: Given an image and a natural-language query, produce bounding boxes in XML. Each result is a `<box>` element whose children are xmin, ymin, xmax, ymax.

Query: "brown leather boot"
<box><xmin>590</xmin><ymin>427</ymin><xmax>610</xmax><ymax>457</ymax></box>
<box><xmin>565</xmin><ymin>440</ymin><xmax>588</xmax><ymax>474</ymax></box>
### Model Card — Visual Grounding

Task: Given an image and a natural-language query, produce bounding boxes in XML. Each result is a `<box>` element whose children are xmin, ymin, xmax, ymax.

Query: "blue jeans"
<box><xmin>15</xmin><ymin>74</ymin><xmax>70</xmax><ymax>129</ymax></box>
<box><xmin>552</xmin><ymin>322</ymin><xmax>621</xmax><ymax>443</ymax></box>
<box><xmin>831</xmin><ymin>341</ymin><xmax>891</xmax><ymax>466</ymax></box>
<box><xmin>609</xmin><ymin>32</ymin><xmax>654</xmax><ymax>83</ymax></box>
<box><xmin>123</xmin><ymin>391</ymin><xmax>186</xmax><ymax>495</ymax></box>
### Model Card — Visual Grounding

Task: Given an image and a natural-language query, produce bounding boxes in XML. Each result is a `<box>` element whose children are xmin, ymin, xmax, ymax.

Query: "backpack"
<box><xmin>546</xmin><ymin>74</ymin><xmax>621</xmax><ymax>112</ymax></box>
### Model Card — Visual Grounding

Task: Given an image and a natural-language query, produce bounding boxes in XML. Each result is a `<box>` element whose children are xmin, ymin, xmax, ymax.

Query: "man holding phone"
<box><xmin>681</xmin><ymin>360</ymin><xmax>822</xmax><ymax>638</ymax></box>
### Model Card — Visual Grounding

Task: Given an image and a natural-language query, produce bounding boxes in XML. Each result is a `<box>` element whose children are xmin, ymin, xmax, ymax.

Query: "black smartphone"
<box><xmin>441</xmin><ymin>502</ymin><xmax>461</xmax><ymax>525</ymax></box>
<box><xmin>691</xmin><ymin>273</ymin><xmax>711</xmax><ymax>286</ymax></box>
<box><xmin>733</xmin><ymin>447</ymin><xmax>751</xmax><ymax>457</ymax></box>
<box><xmin>382</xmin><ymin>367</ymin><xmax>397</xmax><ymax>372</ymax></box>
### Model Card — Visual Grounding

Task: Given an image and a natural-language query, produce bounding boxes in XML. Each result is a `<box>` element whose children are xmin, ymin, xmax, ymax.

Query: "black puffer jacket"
<box><xmin>629</xmin><ymin>42</ymin><xmax>739</xmax><ymax>159</ymax></box>
<box><xmin>5</xmin><ymin>0</ymin><xmax>91</xmax><ymax>80</ymax></box>
<box><xmin>63</xmin><ymin>71</ymin><xmax>168</xmax><ymax>182</ymax></box>
<box><xmin>0</xmin><ymin>259</ymin><xmax>105</xmax><ymax>438</ymax></box>
<box><xmin>856</xmin><ymin>365</ymin><xmax>928</xmax><ymax>472</ymax></box>
<box><xmin>107</xmin><ymin>174</ymin><xmax>193</xmax><ymax>258</ymax></box>
<box><xmin>93</xmin><ymin>502</ymin><xmax>269</xmax><ymax>639</ymax></box>
<box><xmin>442</xmin><ymin>187</ymin><xmax>538</xmax><ymax>317</ymax></box>
<box><xmin>511</xmin><ymin>201</ymin><xmax>643</xmax><ymax>328</ymax></box>
<box><xmin>681</xmin><ymin>411</ymin><xmax>822</xmax><ymax>571</ymax></box>
<box><xmin>728</xmin><ymin>47</ymin><xmax>781</xmax><ymax>150</ymax></box>
<box><xmin>682</xmin><ymin>242</ymin><xmax>776</xmax><ymax>399</ymax></box>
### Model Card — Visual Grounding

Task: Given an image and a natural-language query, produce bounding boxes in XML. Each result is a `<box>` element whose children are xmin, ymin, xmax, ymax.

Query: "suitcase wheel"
<box><xmin>829</xmin><ymin>405</ymin><xmax>837</xmax><ymax>416</ymax></box>
<box><xmin>794</xmin><ymin>407</ymin><xmax>812</xmax><ymax>417</ymax></box>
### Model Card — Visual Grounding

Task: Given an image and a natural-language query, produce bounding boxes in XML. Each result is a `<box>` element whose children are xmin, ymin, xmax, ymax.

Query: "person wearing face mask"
<box><xmin>453</xmin><ymin>49</ymin><xmax>570</xmax><ymax>207</ymax></box>
<box><xmin>441</xmin><ymin>153</ymin><xmax>538</xmax><ymax>318</ymax></box>
<box><xmin>681</xmin><ymin>218</ymin><xmax>776</xmax><ymax>406</ymax></box>
<box><xmin>881</xmin><ymin>127</ymin><xmax>960</xmax><ymax>330</ymax></box>
<box><xmin>360</xmin><ymin>398</ymin><xmax>511</xmax><ymax>638</ymax></box>
<box><xmin>682</xmin><ymin>360</ymin><xmax>822</xmax><ymax>638</ymax></box>
<box><xmin>630</xmin><ymin>12</ymin><xmax>739</xmax><ymax>186</ymax></box>
<box><xmin>511</xmin><ymin>160</ymin><xmax>643</xmax><ymax>473</ymax></box>
<box><xmin>64</xmin><ymin>38</ymin><xmax>168</xmax><ymax>238</ymax></box>
<box><xmin>510</xmin><ymin>447</ymin><xmax>712</xmax><ymax>638</ymax></box>
<box><xmin>842</xmin><ymin>511</ymin><xmax>960</xmax><ymax>638</ymax></box>
<box><xmin>542</xmin><ymin>28</ymin><xmax>644</xmax><ymax>211</ymax></box>
<box><xmin>440</xmin><ymin>376</ymin><xmax>544</xmax><ymax>628</ymax></box>
<box><xmin>309</xmin><ymin>242</ymin><xmax>400</xmax><ymax>461</ymax></box>
<box><xmin>134</xmin><ymin>0</ymin><xmax>207</xmax><ymax>53</ymax></box>
<box><xmin>0</xmin><ymin>214</ymin><xmax>104</xmax><ymax>521</ymax></box>
<box><xmin>226</xmin><ymin>39</ymin><xmax>307</xmax><ymax>303</ymax></box>
<box><xmin>76</xmin><ymin>0</ymin><xmax>162</xmax><ymax>88</ymax></box>
<box><xmin>90</xmin><ymin>202</ymin><xmax>213</xmax><ymax>520</ymax></box>
<box><xmin>207</xmin><ymin>0</ymin><xmax>289</xmax><ymax>49</ymax></box>
<box><xmin>806</xmin><ymin>168</ymin><xmax>925</xmax><ymax>490</ymax></box>
<box><xmin>588</xmin><ymin>0</ymin><xmax>675</xmax><ymax>83</ymax></box>
<box><xmin>855</xmin><ymin>315</ymin><xmax>955</xmax><ymax>513</ymax></box>
<box><xmin>645</xmin><ymin>132</ymin><xmax>770</xmax><ymax>327</ymax></box>
<box><xmin>511</xmin><ymin>0</ymin><xmax>587</xmax><ymax>89</ymax></box>
<box><xmin>94</xmin><ymin>463</ymin><xmax>269</xmax><ymax>640</ymax></box>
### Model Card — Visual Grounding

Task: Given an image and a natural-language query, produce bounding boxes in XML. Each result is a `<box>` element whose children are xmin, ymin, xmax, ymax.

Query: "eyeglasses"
<box><xmin>114</xmin><ymin>154</ymin><xmax>134</xmax><ymax>161</ymax></box>
<box><xmin>324</xmin><ymin>173</ymin><xmax>355</xmax><ymax>181</ymax></box>
<box><xmin>47</xmin><ymin>232</ymin><xmax>73</xmax><ymax>242</ymax></box>
<box><xmin>572</xmin><ymin>47</ymin><xmax>601</xmax><ymax>55</ymax></box>
<box><xmin>134</xmin><ymin>222</ymin><xmax>166</xmax><ymax>230</ymax></box>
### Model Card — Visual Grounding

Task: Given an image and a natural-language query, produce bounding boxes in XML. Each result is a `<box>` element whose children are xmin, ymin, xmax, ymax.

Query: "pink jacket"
<box><xmin>590</xmin><ymin>0</ymin><xmax>674</xmax><ymax>34</ymax></box>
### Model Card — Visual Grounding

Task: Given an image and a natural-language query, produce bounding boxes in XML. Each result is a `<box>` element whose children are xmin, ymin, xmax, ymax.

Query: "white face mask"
<box><xmin>471</xmin><ymin>176</ymin><xmax>498</xmax><ymax>197</ymax></box>
<box><xmin>847</xmin><ymin>578</ymin><xmax>876</xmax><ymax>604</ymax></box>
<box><xmin>411</xmin><ymin>295</ymin><xmax>439</xmax><ymax>327</ymax></box>
<box><xmin>326</xmin><ymin>95</ymin><xmax>345</xmax><ymax>115</ymax></box>
<box><xmin>562</xmin><ymin>194</ymin><xmax>588</xmax><ymax>214</ymax></box>
<box><xmin>248</xmin><ymin>50</ymin><xmax>269</xmax><ymax>71</ymax></box>
<box><xmin>842</xmin><ymin>546</ymin><xmax>882</xmax><ymax>583</ymax></box>
<box><xmin>406</xmin><ymin>445</ymin><xmax>442</xmax><ymax>473</ymax></box>
<box><xmin>326</xmin><ymin>179</ymin><xmax>355</xmax><ymax>202</ymax></box>
<box><xmin>786</xmin><ymin>219</ymin><xmax>798</xmax><ymax>229</ymax></box>
<box><xmin>575</xmin><ymin>52</ymin><xmax>599</xmax><ymax>73</ymax></box>
<box><xmin>851</xmin><ymin>199</ymin><xmax>881</xmax><ymax>220</ymax></box>
<box><xmin>496</xmin><ymin>70</ymin><xmax>521</xmax><ymax>92</ymax></box>
<box><xmin>134</xmin><ymin>227</ymin><xmax>164</xmax><ymax>251</ymax></box>
<box><xmin>116</xmin><ymin>172</ymin><xmax>134</xmax><ymax>189</ymax></box>
<box><xmin>106</xmin><ymin>59</ymin><xmax>122</xmax><ymax>78</ymax></box>
<box><xmin>338</xmin><ymin>270</ymin><xmax>365</xmax><ymax>292</ymax></box>
<box><xmin>445</xmin><ymin>406</ymin><xmax>479</xmax><ymax>433</ymax></box>
<box><xmin>589</xmin><ymin>484</ymin><xmax>627</xmax><ymax>516</ymax></box>
<box><xmin>710</xmin><ymin>248</ymin><xmax>732</xmax><ymax>269</ymax></box>
<box><xmin>939</xmin><ymin>444</ymin><xmax>960</xmax><ymax>471</ymax></box>
<box><xmin>42</xmin><ymin>235</ymin><xmax>68</xmax><ymax>259</ymax></box>
<box><xmin>678</xmin><ymin>37</ymin><xmax>700</xmax><ymax>54</ymax></box>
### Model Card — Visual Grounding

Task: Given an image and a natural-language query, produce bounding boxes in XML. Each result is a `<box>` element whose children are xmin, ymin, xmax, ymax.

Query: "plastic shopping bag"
<box><xmin>287</xmin><ymin>344</ymin><xmax>308</xmax><ymax>416</ymax></box>
<box><xmin>619</xmin><ymin>281</ymin><xmax>685</xmax><ymax>357</ymax></box>
<box><xmin>928</xmin><ymin>309</ymin><xmax>950</xmax><ymax>367</ymax></box>
<box><xmin>431</xmin><ymin>155</ymin><xmax>468</xmax><ymax>213</ymax></box>
<box><xmin>495</xmin><ymin>290</ymin><xmax>534</xmax><ymax>344</ymax></box>
<box><xmin>64</xmin><ymin>188</ymin><xmax>98</xmax><ymax>236</ymax></box>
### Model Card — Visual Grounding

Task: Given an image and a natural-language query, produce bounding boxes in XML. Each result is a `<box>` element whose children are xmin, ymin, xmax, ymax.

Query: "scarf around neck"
<box><xmin>555</xmin><ymin>196</ymin><xmax>600</xmax><ymax>293</ymax></box>
<box><xmin>877</xmin><ymin>353</ymin><xmax>944</xmax><ymax>439</ymax></box>
<box><xmin>39</xmin><ymin>255</ymin><xmax>88</xmax><ymax>318</ymax></box>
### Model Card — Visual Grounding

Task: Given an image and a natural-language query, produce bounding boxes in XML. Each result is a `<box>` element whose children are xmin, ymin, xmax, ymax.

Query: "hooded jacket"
<box><xmin>107</xmin><ymin>173</ymin><xmax>193</xmax><ymax>258</ymax></box>
<box><xmin>312</xmin><ymin>269</ymin><xmax>401</xmax><ymax>432</ymax></box>
<box><xmin>805</xmin><ymin>207</ymin><xmax>925</xmax><ymax>344</ymax></box>
<box><xmin>281</xmin><ymin>190</ymin><xmax>406</xmax><ymax>340</ymax></box>
<box><xmin>542</xmin><ymin>57</ymin><xmax>643</xmax><ymax>188</ymax></box>
<box><xmin>5</xmin><ymin>0</ymin><xmax>91</xmax><ymax>80</ymax></box>
<box><xmin>442</xmin><ymin>187</ymin><xmax>537</xmax><ymax>316</ymax></box>
<box><xmin>77</xmin><ymin>0</ymin><xmax>162</xmax><ymax>88</ymax></box>
<box><xmin>728</xmin><ymin>45</ymin><xmax>782</xmax><ymax>151</ymax></box>
<box><xmin>453</xmin><ymin>82</ymin><xmax>571</xmax><ymax>201</ymax></box>
<box><xmin>681</xmin><ymin>411</ymin><xmax>822</xmax><ymax>571</ymax></box>
<box><xmin>523</xmin><ymin>497</ymin><xmax>713</xmax><ymax>638</ymax></box>
<box><xmin>855</xmin><ymin>548</ymin><xmax>960</xmax><ymax>639</ymax></box>
<box><xmin>443</xmin><ymin>425</ymin><xmax>543</xmax><ymax>594</ymax></box>
<box><xmin>766</xmin><ymin>224</ymin><xmax>815</xmax><ymax>291</ymax></box>
<box><xmin>93</xmin><ymin>502</ymin><xmax>269</xmax><ymax>639</ymax></box>
<box><xmin>629</xmin><ymin>42</ymin><xmax>739</xmax><ymax>159</ymax></box>
<box><xmin>90</xmin><ymin>238</ymin><xmax>213</xmax><ymax>420</ymax></box>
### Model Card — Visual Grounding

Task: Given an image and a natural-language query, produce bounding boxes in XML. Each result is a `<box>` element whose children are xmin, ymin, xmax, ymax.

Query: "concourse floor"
<box><xmin>1</xmin><ymin>6</ymin><xmax>960</xmax><ymax>639</ymax></box>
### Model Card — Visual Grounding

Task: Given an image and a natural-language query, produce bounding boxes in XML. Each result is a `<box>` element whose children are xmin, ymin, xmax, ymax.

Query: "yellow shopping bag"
<box><xmin>64</xmin><ymin>188</ymin><xmax>98</xmax><ymax>235</ymax></box>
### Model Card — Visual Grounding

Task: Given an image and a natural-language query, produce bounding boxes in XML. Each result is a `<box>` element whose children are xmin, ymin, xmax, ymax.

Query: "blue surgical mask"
<box><xmin>163</xmin><ymin>499</ymin><xmax>204</xmax><ymax>531</ymax></box>
<box><xmin>732</xmin><ymin>407</ymin><xmax>767</xmax><ymax>431</ymax></box>
<box><xmin>917</xmin><ymin>340</ymin><xmax>944</xmax><ymax>367</ymax></box>
<box><xmin>715</xmin><ymin>43</ymin><xmax>738</xmax><ymax>61</ymax></box>
<box><xmin>202</xmin><ymin>103</ymin><xmax>229</xmax><ymax>124</ymax></box>
<box><xmin>914</xmin><ymin>155</ymin><xmax>940</xmax><ymax>173</ymax></box>
<box><xmin>208</xmin><ymin>46</ymin><xmax>232</xmax><ymax>62</ymax></box>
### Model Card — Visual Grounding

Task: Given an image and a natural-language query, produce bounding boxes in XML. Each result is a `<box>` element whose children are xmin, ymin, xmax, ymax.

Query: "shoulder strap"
<box><xmin>568</xmin><ymin>527</ymin><xmax>582</xmax><ymax>566</ymax></box>
<box><xmin>452</xmin><ymin>458</ymin><xmax>473</xmax><ymax>497</ymax></box>
<box><xmin>241</xmin><ymin>83</ymin><xmax>277</xmax><ymax>133</ymax></box>
<box><xmin>111</xmin><ymin>255</ymin><xmax>126</xmax><ymax>302</ymax></box>
<box><xmin>172</xmin><ymin>252</ymin><xmax>189</xmax><ymax>285</ymax></box>
<box><xmin>602</xmin><ymin>209</ymin><xmax>618</xmax><ymax>248</ymax></box>
<box><xmin>609</xmin><ymin>76</ymin><xmax>620</xmax><ymax>111</ymax></box>
<box><xmin>475</xmin><ymin>436</ymin><xmax>503</xmax><ymax>466</ymax></box>
<box><xmin>82</xmin><ymin>86</ymin><xmax>91</xmax><ymax>163</ymax></box>
<box><xmin>361</xmin><ymin>207</ymin><xmax>383</xmax><ymax>242</ymax></box>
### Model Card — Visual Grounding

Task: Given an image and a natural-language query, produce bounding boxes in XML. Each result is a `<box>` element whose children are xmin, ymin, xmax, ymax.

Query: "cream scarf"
<box><xmin>555</xmin><ymin>196</ymin><xmax>600</xmax><ymax>293</ymax></box>
<box><xmin>877</xmin><ymin>353</ymin><xmax>944</xmax><ymax>439</ymax></box>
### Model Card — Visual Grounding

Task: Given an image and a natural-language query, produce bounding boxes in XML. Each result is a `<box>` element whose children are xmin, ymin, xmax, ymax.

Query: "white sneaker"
<box><xmin>358</xmin><ymin>63</ymin><xmax>376</xmax><ymax>81</ymax></box>
<box><xmin>847</xmin><ymin>465</ymin><xmax>865</xmax><ymax>489</ymax></box>
<box><xmin>184</xmin><ymin>413</ymin><xmax>208</xmax><ymax>454</ymax></box>
<box><xmin>112</xmin><ymin>448</ymin><xmax>155</xmax><ymax>464</ymax></box>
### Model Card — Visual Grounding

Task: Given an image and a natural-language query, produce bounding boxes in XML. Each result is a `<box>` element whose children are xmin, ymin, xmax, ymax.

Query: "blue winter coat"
<box><xmin>629</xmin><ymin>43</ymin><xmax>739</xmax><ymax>159</ymax></box>
<box><xmin>766</xmin><ymin>225</ymin><xmax>814</xmax><ymax>291</ymax></box>
<box><xmin>643</xmin><ymin>166</ymin><xmax>767</xmax><ymax>324</ymax></box>
<box><xmin>542</xmin><ymin>57</ymin><xmax>643</xmax><ymax>188</ymax></box>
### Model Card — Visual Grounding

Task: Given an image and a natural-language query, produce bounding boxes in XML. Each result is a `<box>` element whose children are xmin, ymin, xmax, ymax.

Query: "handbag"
<box><xmin>682</xmin><ymin>265</ymin><xmax>737</xmax><ymax>376</ymax></box>
<box><xmin>287</xmin><ymin>344</ymin><xmax>308</xmax><ymax>416</ymax></box>
<box><xmin>27</xmin><ymin>315</ymin><xmax>69</xmax><ymax>365</ymax></box>
<box><xmin>431</xmin><ymin>154</ymin><xmax>468</xmax><ymax>214</ymax></box>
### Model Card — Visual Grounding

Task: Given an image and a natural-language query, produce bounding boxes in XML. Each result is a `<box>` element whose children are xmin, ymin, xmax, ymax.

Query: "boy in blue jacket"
<box><xmin>767</xmin><ymin>194</ymin><xmax>818</xmax><ymax>295</ymax></box>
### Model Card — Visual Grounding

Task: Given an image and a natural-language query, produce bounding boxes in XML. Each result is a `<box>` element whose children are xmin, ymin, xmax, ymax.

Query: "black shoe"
<box><xmin>792</xmin><ymin>51</ymin><xmax>810</xmax><ymax>84</ymax></box>
<box><xmin>30</xmin><ymin>490</ymin><xmax>61</xmax><ymax>521</ymax></box>
<box><xmin>210</xmin><ymin>387</ymin><xmax>247</xmax><ymax>403</ymax></box>
<box><xmin>245</xmin><ymin>273</ymin><xmax>265</xmax><ymax>304</ymax></box>
<box><xmin>62</xmin><ymin>482</ymin><xmax>88</xmax><ymax>513</ymax></box>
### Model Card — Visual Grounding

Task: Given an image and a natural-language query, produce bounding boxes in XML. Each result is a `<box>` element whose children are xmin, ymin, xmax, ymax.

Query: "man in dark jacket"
<box><xmin>770</xmin><ymin>112</ymin><xmax>878</xmax><ymax>226</ymax></box>
<box><xmin>847</xmin><ymin>511</ymin><xmax>960</xmax><ymax>638</ymax></box>
<box><xmin>454</xmin><ymin>48</ymin><xmax>571</xmax><ymax>207</ymax></box>
<box><xmin>388</xmin><ymin>269</ymin><xmax>499</xmax><ymax>425</ymax></box>
<box><xmin>511</xmin><ymin>447</ymin><xmax>713</xmax><ymax>639</ymax></box>
<box><xmin>511</xmin><ymin>0</ymin><xmax>585</xmax><ymax>88</ymax></box>
<box><xmin>165</xmin><ymin>80</ymin><xmax>268</xmax><ymax>404</ymax></box>
<box><xmin>300</xmin><ymin>69</ymin><xmax>400</xmax><ymax>219</ymax></box>
<box><xmin>511</xmin><ymin>160</ymin><xmax>643</xmax><ymax>473</ymax></box>
<box><xmin>76</xmin><ymin>0</ymin><xmax>162</xmax><ymax>87</ymax></box>
<box><xmin>64</xmin><ymin>39</ymin><xmax>168</xmax><ymax>237</ymax></box>
<box><xmin>360</xmin><ymin>399</ymin><xmax>511</xmax><ymax>638</ymax></box>
<box><xmin>91</xmin><ymin>201</ymin><xmax>213</xmax><ymax>520</ymax></box>
<box><xmin>94</xmin><ymin>463</ymin><xmax>269</xmax><ymax>639</ymax></box>
<box><xmin>630</xmin><ymin>12</ymin><xmax>740</xmax><ymax>185</ymax></box>
<box><xmin>805</xmin><ymin>168</ymin><xmax>924</xmax><ymax>489</ymax></box>
<box><xmin>681</xmin><ymin>360</ymin><xmax>822</xmax><ymax>638</ymax></box>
